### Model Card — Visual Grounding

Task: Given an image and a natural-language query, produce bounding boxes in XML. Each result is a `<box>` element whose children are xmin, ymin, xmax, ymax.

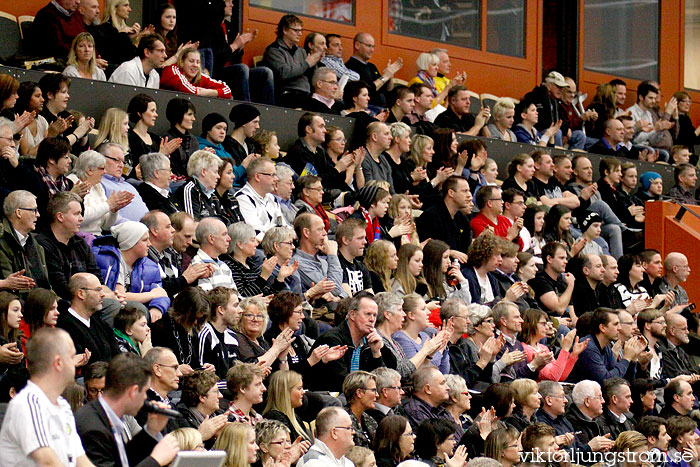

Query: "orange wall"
<box><xmin>3</xmin><ymin>0</ymin><xmax>103</xmax><ymax>17</ymax></box>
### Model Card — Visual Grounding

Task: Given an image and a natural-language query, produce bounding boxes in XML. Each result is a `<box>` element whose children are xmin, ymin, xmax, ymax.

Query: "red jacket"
<box><xmin>470</xmin><ymin>212</ymin><xmax>524</xmax><ymax>250</ymax></box>
<box><xmin>160</xmin><ymin>64</ymin><xmax>232</xmax><ymax>99</ymax></box>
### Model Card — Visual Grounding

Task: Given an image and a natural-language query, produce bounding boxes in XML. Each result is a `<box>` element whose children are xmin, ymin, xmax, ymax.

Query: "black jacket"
<box><xmin>282</xmin><ymin>139</ymin><xmax>350</xmax><ymax>192</ymax></box>
<box><xmin>75</xmin><ymin>399</ymin><xmax>159</xmax><ymax>467</ymax></box>
<box><xmin>598</xmin><ymin>407</ymin><xmax>636</xmax><ymax>441</ymax></box>
<box><xmin>302</xmin><ymin>96</ymin><xmax>344</xmax><ymax>115</ymax></box>
<box><xmin>565</xmin><ymin>402</ymin><xmax>605</xmax><ymax>446</ymax></box>
<box><xmin>137</xmin><ymin>182</ymin><xmax>180</xmax><ymax>216</ymax></box>
<box><xmin>535</xmin><ymin>408</ymin><xmax>592</xmax><ymax>455</ymax></box>
<box><xmin>523</xmin><ymin>84</ymin><xmax>569</xmax><ymax>135</ymax></box>
<box><xmin>416</xmin><ymin>201</ymin><xmax>473</xmax><ymax>254</ymax></box>
<box><xmin>0</xmin><ymin>217</ymin><xmax>51</xmax><ymax>294</ymax></box>
<box><xmin>164</xmin><ymin>127</ymin><xmax>199</xmax><ymax>177</ymax></box>
<box><xmin>174</xmin><ymin>178</ymin><xmax>228</xmax><ymax>223</ymax></box>
<box><xmin>56</xmin><ymin>310</ymin><xmax>120</xmax><ymax>368</ymax></box>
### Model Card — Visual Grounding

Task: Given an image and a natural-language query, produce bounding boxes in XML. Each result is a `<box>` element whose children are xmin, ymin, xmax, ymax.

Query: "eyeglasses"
<box><xmin>18</xmin><ymin>207</ymin><xmax>39</xmax><ymax>214</ymax></box>
<box><xmin>258</xmin><ymin>172</ymin><xmax>276</xmax><ymax>177</ymax></box>
<box><xmin>335</xmin><ymin>426</ymin><xmax>355</xmax><ymax>432</ymax></box>
<box><xmin>387</xmin><ymin>386</ymin><xmax>403</xmax><ymax>391</ymax></box>
<box><xmin>489</xmin><ymin>198</ymin><xmax>503</xmax><ymax>202</ymax></box>
<box><xmin>306</xmin><ymin>186</ymin><xmax>324</xmax><ymax>192</ymax></box>
<box><xmin>549</xmin><ymin>394</ymin><xmax>567</xmax><ymax>400</ymax></box>
<box><xmin>103</xmin><ymin>154</ymin><xmax>125</xmax><ymax>164</ymax></box>
<box><xmin>652</xmin><ymin>319</ymin><xmax>666</xmax><ymax>325</ymax></box>
<box><xmin>269</xmin><ymin>439</ymin><xmax>292</xmax><ymax>446</ymax></box>
<box><xmin>0</xmin><ymin>135</ymin><xmax>18</xmax><ymax>145</ymax></box>
<box><xmin>402</xmin><ymin>432</ymin><xmax>417</xmax><ymax>438</ymax></box>
<box><xmin>362</xmin><ymin>387</ymin><xmax>378</xmax><ymax>394</ymax></box>
<box><xmin>80</xmin><ymin>286</ymin><xmax>103</xmax><ymax>293</ymax></box>
<box><xmin>293</xmin><ymin>309</ymin><xmax>305</xmax><ymax>316</ymax></box>
<box><xmin>321</xmin><ymin>79</ymin><xmax>339</xmax><ymax>86</ymax></box>
<box><xmin>358</xmin><ymin>41</ymin><xmax>375</xmax><ymax>48</ymax></box>
<box><xmin>287</xmin><ymin>27</ymin><xmax>303</xmax><ymax>33</ymax></box>
<box><xmin>87</xmin><ymin>387</ymin><xmax>104</xmax><ymax>396</ymax></box>
<box><xmin>156</xmin><ymin>363</ymin><xmax>179</xmax><ymax>371</ymax></box>
<box><xmin>278</xmin><ymin>241</ymin><xmax>295</xmax><ymax>246</ymax></box>
<box><xmin>242</xmin><ymin>313</ymin><xmax>265</xmax><ymax>321</ymax></box>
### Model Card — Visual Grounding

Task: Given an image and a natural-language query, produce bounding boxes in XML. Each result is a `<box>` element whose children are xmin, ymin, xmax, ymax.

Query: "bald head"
<box><xmin>27</xmin><ymin>327</ymin><xmax>75</xmax><ymax>380</ymax></box>
<box><xmin>664</xmin><ymin>252</ymin><xmax>690</xmax><ymax>283</ymax></box>
<box><xmin>667</xmin><ymin>313</ymin><xmax>690</xmax><ymax>345</ymax></box>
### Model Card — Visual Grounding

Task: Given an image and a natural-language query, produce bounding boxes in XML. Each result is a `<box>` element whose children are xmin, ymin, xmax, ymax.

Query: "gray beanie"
<box><xmin>111</xmin><ymin>221</ymin><xmax>149</xmax><ymax>251</ymax></box>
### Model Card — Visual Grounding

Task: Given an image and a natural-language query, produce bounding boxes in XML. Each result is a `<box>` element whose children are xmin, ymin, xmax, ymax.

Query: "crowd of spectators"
<box><xmin>2</xmin><ymin>2</ymin><xmax>700</xmax><ymax>467</ymax></box>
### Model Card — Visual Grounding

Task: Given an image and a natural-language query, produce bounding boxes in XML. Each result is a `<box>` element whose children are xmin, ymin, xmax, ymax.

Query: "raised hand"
<box><xmin>159</xmin><ymin>136</ymin><xmax>182</xmax><ymax>156</ymax></box>
<box><xmin>571</xmin><ymin>337</ymin><xmax>589</xmax><ymax>357</ymax></box>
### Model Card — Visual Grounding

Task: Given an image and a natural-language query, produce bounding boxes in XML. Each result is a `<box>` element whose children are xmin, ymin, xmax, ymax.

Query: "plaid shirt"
<box><xmin>149</xmin><ymin>245</ymin><xmax>181</xmax><ymax>279</ymax></box>
<box><xmin>35</xmin><ymin>166</ymin><xmax>73</xmax><ymax>196</ymax></box>
<box><xmin>227</xmin><ymin>403</ymin><xmax>263</xmax><ymax>426</ymax></box>
<box><xmin>191</xmin><ymin>249</ymin><xmax>237</xmax><ymax>291</ymax></box>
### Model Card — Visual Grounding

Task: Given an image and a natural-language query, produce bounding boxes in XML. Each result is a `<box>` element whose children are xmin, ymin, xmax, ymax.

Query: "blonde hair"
<box><xmin>236</xmin><ymin>297</ymin><xmax>268</xmax><ymax>338</ymax></box>
<box><xmin>510</xmin><ymin>378</ymin><xmax>538</xmax><ymax>407</ymax></box>
<box><xmin>177</xmin><ymin>48</ymin><xmax>202</xmax><ymax>85</ymax></box>
<box><xmin>365</xmin><ymin>179</ymin><xmax>391</xmax><ymax>192</ymax></box>
<box><xmin>393</xmin><ymin>244</ymin><xmax>425</xmax><ymax>294</ymax></box>
<box><xmin>255</xmin><ymin>420</ymin><xmax>290</xmax><ymax>462</ymax></box>
<box><xmin>388</xmin><ymin>195</ymin><xmax>419</xmax><ymax>246</ymax></box>
<box><xmin>102</xmin><ymin>0</ymin><xmax>131</xmax><ymax>32</ymax></box>
<box><xmin>94</xmin><ymin>107</ymin><xmax>129</xmax><ymax>153</ymax></box>
<box><xmin>409</xmin><ymin>134</ymin><xmax>434</xmax><ymax>167</ymax></box>
<box><xmin>213</xmin><ymin>422</ymin><xmax>254</xmax><ymax>467</ymax></box>
<box><xmin>346</xmin><ymin>446</ymin><xmax>375</xmax><ymax>467</ymax></box>
<box><xmin>364</xmin><ymin>240</ymin><xmax>395</xmax><ymax>291</ymax></box>
<box><xmin>492</xmin><ymin>97</ymin><xmax>516</xmax><ymax>120</ymax></box>
<box><xmin>171</xmin><ymin>427</ymin><xmax>203</xmax><ymax>451</ymax></box>
<box><xmin>262</xmin><ymin>370</ymin><xmax>310</xmax><ymax>440</ymax></box>
<box><xmin>66</xmin><ymin>33</ymin><xmax>97</xmax><ymax>76</ymax></box>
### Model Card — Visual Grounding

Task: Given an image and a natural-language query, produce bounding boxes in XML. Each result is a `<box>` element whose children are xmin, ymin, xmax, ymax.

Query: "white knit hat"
<box><xmin>111</xmin><ymin>221</ymin><xmax>149</xmax><ymax>251</ymax></box>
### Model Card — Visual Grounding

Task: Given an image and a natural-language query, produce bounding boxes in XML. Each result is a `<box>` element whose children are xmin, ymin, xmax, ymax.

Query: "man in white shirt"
<box><xmin>235</xmin><ymin>157</ymin><xmax>288</xmax><ymax>240</ymax></box>
<box><xmin>0</xmin><ymin>327</ymin><xmax>90</xmax><ymax>466</ymax></box>
<box><xmin>297</xmin><ymin>407</ymin><xmax>355</xmax><ymax>467</ymax></box>
<box><xmin>109</xmin><ymin>35</ymin><xmax>166</xmax><ymax>89</ymax></box>
<box><xmin>191</xmin><ymin>217</ymin><xmax>236</xmax><ymax>291</ymax></box>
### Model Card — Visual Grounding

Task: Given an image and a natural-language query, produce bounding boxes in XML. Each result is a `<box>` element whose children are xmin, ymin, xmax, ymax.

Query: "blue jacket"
<box><xmin>92</xmin><ymin>236</ymin><xmax>171</xmax><ymax>314</ymax></box>
<box><xmin>567</xmin><ymin>334</ymin><xmax>635</xmax><ymax>384</ymax></box>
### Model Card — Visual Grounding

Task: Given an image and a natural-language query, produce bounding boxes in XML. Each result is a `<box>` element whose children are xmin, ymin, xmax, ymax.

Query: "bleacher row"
<box><xmin>0</xmin><ymin>64</ymin><xmax>677</xmax><ymax>192</ymax></box>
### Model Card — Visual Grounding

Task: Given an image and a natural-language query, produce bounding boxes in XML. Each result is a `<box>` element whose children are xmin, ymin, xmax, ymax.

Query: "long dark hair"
<box><xmin>0</xmin><ymin>292</ymin><xmax>21</xmax><ymax>342</ymax></box>
<box><xmin>414</xmin><ymin>418</ymin><xmax>457</xmax><ymax>460</ymax></box>
<box><xmin>15</xmin><ymin>81</ymin><xmax>40</xmax><ymax>114</ymax></box>
<box><xmin>617</xmin><ymin>254</ymin><xmax>643</xmax><ymax>290</ymax></box>
<box><xmin>372</xmin><ymin>415</ymin><xmax>410</xmax><ymax>463</ymax></box>
<box><xmin>523</xmin><ymin>205</ymin><xmax>546</xmax><ymax>241</ymax></box>
<box><xmin>23</xmin><ymin>288</ymin><xmax>58</xmax><ymax>335</ymax></box>
<box><xmin>153</xmin><ymin>3</ymin><xmax>178</xmax><ymax>57</ymax></box>
<box><xmin>518</xmin><ymin>308</ymin><xmax>548</xmax><ymax>345</ymax></box>
<box><xmin>630</xmin><ymin>378</ymin><xmax>655</xmax><ymax>419</ymax></box>
<box><xmin>543</xmin><ymin>205</ymin><xmax>573</xmax><ymax>248</ymax></box>
<box><xmin>423</xmin><ymin>240</ymin><xmax>449</xmax><ymax>300</ymax></box>
<box><xmin>431</xmin><ymin>128</ymin><xmax>456</xmax><ymax>169</ymax></box>
<box><xmin>172</xmin><ymin>287</ymin><xmax>209</xmax><ymax>332</ymax></box>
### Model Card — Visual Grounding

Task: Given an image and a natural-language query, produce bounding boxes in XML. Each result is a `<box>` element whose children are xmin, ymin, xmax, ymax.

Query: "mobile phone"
<box><xmin>687</xmin><ymin>303</ymin><xmax>697</xmax><ymax>313</ymax></box>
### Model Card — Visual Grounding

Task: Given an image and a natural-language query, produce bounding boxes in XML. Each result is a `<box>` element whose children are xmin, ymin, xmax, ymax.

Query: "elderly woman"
<box><xmin>174</xmin><ymin>150</ymin><xmax>228</xmax><ymax>222</ymax></box>
<box><xmin>444</xmin><ymin>374</ymin><xmax>472</xmax><ymax>442</ymax></box>
<box><xmin>63</xmin><ymin>33</ymin><xmax>106</xmax><ymax>81</ymax></box>
<box><xmin>264</xmin><ymin>292</ymin><xmax>345</xmax><ymax>375</ymax></box>
<box><xmin>487</xmin><ymin>98</ymin><xmax>517</xmax><ymax>142</ymax></box>
<box><xmin>223</xmin><ymin>222</ymin><xmax>296</xmax><ymax>298</ymax></box>
<box><xmin>67</xmin><ymin>150</ymin><xmax>132</xmax><ymax>236</ymax></box>
<box><xmin>175</xmin><ymin>370</ymin><xmax>227</xmax><ymax>443</ymax></box>
<box><xmin>293</xmin><ymin>175</ymin><xmax>336</xmax><ymax>234</ymax></box>
<box><xmin>344</xmin><ymin>370</ymin><xmax>379</xmax><ymax>448</ymax></box>
<box><xmin>234</xmin><ymin>296</ymin><xmax>293</xmax><ymax>368</ymax></box>
<box><xmin>503</xmin><ymin>378</ymin><xmax>541</xmax><ymax>431</ymax></box>
<box><xmin>161</xmin><ymin>48</ymin><xmax>232</xmax><ymax>98</ymax></box>
<box><xmin>374</xmin><ymin>292</ymin><xmax>442</xmax><ymax>382</ymax></box>
<box><xmin>254</xmin><ymin>419</ymin><xmax>305</xmax><ymax>467</ymax></box>
<box><xmin>260</xmin><ymin>227</ymin><xmax>304</xmax><ymax>294</ymax></box>
<box><xmin>408</xmin><ymin>52</ymin><xmax>465</xmax><ymax>109</ymax></box>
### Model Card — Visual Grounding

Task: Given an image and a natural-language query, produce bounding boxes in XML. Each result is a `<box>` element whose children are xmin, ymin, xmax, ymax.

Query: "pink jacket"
<box><xmin>522</xmin><ymin>342</ymin><xmax>577</xmax><ymax>381</ymax></box>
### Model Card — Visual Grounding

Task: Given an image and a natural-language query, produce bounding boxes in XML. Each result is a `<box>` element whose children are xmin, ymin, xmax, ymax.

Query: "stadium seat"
<box><xmin>253</xmin><ymin>55</ymin><xmax>263</xmax><ymax>67</ymax></box>
<box><xmin>0</xmin><ymin>12</ymin><xmax>21</xmax><ymax>60</ymax></box>
<box><xmin>393</xmin><ymin>78</ymin><xmax>408</xmax><ymax>86</ymax></box>
<box><xmin>480</xmin><ymin>93</ymin><xmax>498</xmax><ymax>111</ymax></box>
<box><xmin>17</xmin><ymin>15</ymin><xmax>33</xmax><ymax>41</ymax></box>
<box><xmin>467</xmin><ymin>90</ymin><xmax>481</xmax><ymax>115</ymax></box>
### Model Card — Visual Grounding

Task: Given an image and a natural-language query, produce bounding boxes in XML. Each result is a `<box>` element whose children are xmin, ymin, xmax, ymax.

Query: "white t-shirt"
<box><xmin>476</xmin><ymin>270</ymin><xmax>495</xmax><ymax>303</ymax></box>
<box><xmin>0</xmin><ymin>381</ymin><xmax>85</xmax><ymax>466</ymax></box>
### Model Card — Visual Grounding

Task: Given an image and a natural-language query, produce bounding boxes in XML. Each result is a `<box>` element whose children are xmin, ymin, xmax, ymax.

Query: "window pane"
<box><xmin>389</xmin><ymin>0</ymin><xmax>481</xmax><ymax>50</ymax></box>
<box><xmin>583</xmin><ymin>0</ymin><xmax>658</xmax><ymax>81</ymax></box>
<box><xmin>685</xmin><ymin>0</ymin><xmax>700</xmax><ymax>90</ymax></box>
<box><xmin>250</xmin><ymin>0</ymin><xmax>354</xmax><ymax>24</ymax></box>
<box><xmin>486</xmin><ymin>0</ymin><xmax>525</xmax><ymax>57</ymax></box>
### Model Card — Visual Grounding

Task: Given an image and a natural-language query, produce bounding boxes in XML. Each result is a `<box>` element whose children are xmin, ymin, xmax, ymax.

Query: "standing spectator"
<box><xmin>263</xmin><ymin>15</ymin><xmax>320</xmax><ymax>108</ymax></box>
<box><xmin>164</xmin><ymin>98</ymin><xmax>200</xmax><ymax>178</ymax></box>
<box><xmin>30</xmin><ymin>0</ymin><xmax>87</xmax><ymax>59</ymax></box>
<box><xmin>63</xmin><ymin>33</ymin><xmax>106</xmax><ymax>80</ymax></box>
<box><xmin>161</xmin><ymin>48</ymin><xmax>232</xmax><ymax>98</ymax></box>
<box><xmin>109</xmin><ymin>34</ymin><xmax>166</xmax><ymax>89</ymax></box>
<box><xmin>174</xmin><ymin>150</ymin><xmax>227</xmax><ymax>222</ymax></box>
<box><xmin>346</xmin><ymin>33</ymin><xmax>403</xmax><ymax>108</ymax></box>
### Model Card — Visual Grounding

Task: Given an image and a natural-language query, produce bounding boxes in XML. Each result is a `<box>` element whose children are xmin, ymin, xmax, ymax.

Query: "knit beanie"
<box><xmin>354</xmin><ymin>185</ymin><xmax>380</xmax><ymax>209</ymax></box>
<box><xmin>640</xmin><ymin>171</ymin><xmax>662</xmax><ymax>191</ymax></box>
<box><xmin>201</xmin><ymin>112</ymin><xmax>228</xmax><ymax>137</ymax></box>
<box><xmin>111</xmin><ymin>221</ymin><xmax>149</xmax><ymax>251</ymax></box>
<box><xmin>580</xmin><ymin>212</ymin><xmax>602</xmax><ymax>234</ymax></box>
<box><xmin>229</xmin><ymin>104</ymin><xmax>260</xmax><ymax>129</ymax></box>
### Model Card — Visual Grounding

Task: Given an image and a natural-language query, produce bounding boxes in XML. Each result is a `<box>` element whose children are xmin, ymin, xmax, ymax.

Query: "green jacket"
<box><xmin>0</xmin><ymin>216</ymin><xmax>51</xmax><ymax>294</ymax></box>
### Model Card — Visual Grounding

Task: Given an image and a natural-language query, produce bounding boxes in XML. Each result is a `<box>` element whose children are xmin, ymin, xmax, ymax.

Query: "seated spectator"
<box><xmin>141</xmin><ymin>346</ymin><xmax>183</xmax><ymax>409</ymax></box>
<box><xmin>197</xmin><ymin>113</ymin><xmax>233</xmax><ymax>160</ymax></box>
<box><xmin>292</xmin><ymin>213</ymin><xmax>346</xmax><ymax>300</ymax></box>
<box><xmin>528</xmin><ymin>242</ymin><xmax>576</xmax><ymax>321</ymax></box>
<box><xmin>303</xmin><ymin>32</ymin><xmax>328</xmax><ymax>82</ymax></box>
<box><xmin>0</xmin><ymin>190</ymin><xmax>51</xmax><ymax>292</ymax></box>
<box><xmin>68</xmin><ymin>150</ymin><xmax>132</xmax><ymax>235</ymax></box>
<box><xmin>562</xmin><ymin>380</ymin><xmax>607</xmax><ymax>447</ymax></box>
<box><xmin>600</xmin><ymin>378</ymin><xmax>636</xmax><ymax>440</ymax></box>
<box><xmin>416</xmin><ymin>418</ymin><xmax>467</xmax><ymax>466</ymax></box>
<box><xmin>33</xmin><ymin>137</ymin><xmax>81</xmax><ymax>208</ymax></box>
<box><xmin>93</xmin><ymin>220</ymin><xmax>170</xmax><ymax>319</ymax></box>
<box><xmin>345</xmin><ymin>447</ymin><xmax>376</xmax><ymax>467</ymax></box>
<box><xmin>367</xmin><ymin>367</ymin><xmax>404</xmax><ymax>425</ymax></box>
<box><xmin>224</xmin><ymin>222</ymin><xmax>293</xmax><ymax>297</ymax></box>
<box><xmin>501</xmin><ymin>153</ymin><xmax>535</xmax><ymax>195</ymax></box>
<box><xmin>567</xmin><ymin>308</ymin><xmax>645</xmax><ymax>384</ymax></box>
<box><xmin>589</xmin><ymin>118</ymin><xmax>625</xmax><ymax>157</ymax></box>
<box><xmin>164</xmin><ymin>98</ymin><xmax>201</xmax><ymax>177</ymax></box>
<box><xmin>321</xmin><ymin>34</ymin><xmax>360</xmax><ymax>81</ymax></box>
<box><xmin>443</xmin><ymin>375</ymin><xmax>472</xmax><ymax>439</ymax></box>
<box><xmin>636</xmin><ymin>415</ymin><xmax>670</xmax><ymax>455</ymax></box>
<box><xmin>487</xmin><ymin>98</ymin><xmax>518</xmax><ymax>142</ymax></box>
<box><xmin>263</xmin><ymin>15</ymin><xmax>320</xmax><ymax>108</ymax></box>
<box><xmin>20</xmin><ymin>288</ymin><xmax>59</xmax><ymax>345</ymax></box>
<box><xmin>30</xmin><ymin>0</ymin><xmax>87</xmax><ymax>59</ymax></box>
<box><xmin>665</xmin><ymin>416</ymin><xmax>698</xmax><ymax>467</ymax></box>
<box><xmin>213</xmin><ymin>423</ymin><xmax>259</xmax><ymax>466</ymax></box>
<box><xmin>101</xmin><ymin>0</ymin><xmax>145</xmax><ymax>40</ymax></box>
<box><xmin>434</xmin><ymin>85</ymin><xmax>490</xmax><ymax>136</ymax></box>
<box><xmin>199</xmin><ymin>287</ymin><xmax>241</xmax><ymax>379</ymax></box>
<box><xmin>0</xmin><ymin>328</ymin><xmax>87</xmax><ymax>465</ymax></box>
<box><xmin>323</xmin><ymin>126</ymin><xmax>364</xmax><ymax>191</ymax></box>
<box><xmin>613</xmin><ymin>254</ymin><xmax>654</xmax><ymax>308</ymax></box>
<box><xmin>225</xmin><ymin>362</ymin><xmax>266</xmax><ymax>425</ymax></box>
<box><xmin>483</xmin><ymin>427</ymin><xmax>521</xmax><ymax>467</ymax></box>
<box><xmin>190</xmin><ymin>217</ymin><xmax>236</xmax><ymax>291</ymax></box>
<box><xmin>63</xmin><ymin>33</ymin><xmax>106</xmax><ymax>81</ymax></box>
<box><xmin>223</xmin><ymin>104</ymin><xmax>260</xmax><ymax>188</ymax></box>
<box><xmin>294</xmin><ymin>176</ymin><xmax>335</xmax><ymax>233</ymax></box>
<box><xmin>236</xmin><ymin>157</ymin><xmax>290</xmax><ymax>239</ymax></box>
<box><xmin>151</xmin><ymin>286</ymin><xmax>210</xmax><ymax>372</ymax></box>
<box><xmin>346</xmin><ymin>33</ymin><xmax>403</xmax><ymax>109</ymax></box>
<box><xmin>343</xmin><ymin>371</ymin><xmax>379</xmax><ymax>448</ymax></box>
<box><xmin>364</xmin><ymin>239</ymin><xmax>398</xmax><ymax>293</ymax></box>
<box><xmin>15</xmin><ymin>82</ymin><xmax>51</xmax><ymax>157</ymax></box>
<box><xmin>443</xmin><ymin>300</ymin><xmax>493</xmax><ymax>386</ymax></box>
<box><xmin>661</xmin><ymin>380</ymin><xmax>695</xmax><ymax>419</ymax></box>
<box><xmin>630</xmin><ymin>379</ymin><xmax>657</xmax><ymax>420</ymax></box>
<box><xmin>260</xmin><ymin>227</ymin><xmax>303</xmax><ymax>294</ymax></box>
<box><xmin>137</xmin><ymin>153</ymin><xmax>179</xmax><ymax>215</ymax></box>
<box><xmin>253</xmin><ymin>129</ymin><xmax>280</xmax><ymax>160</ymax></box>
<box><xmin>571</xmin><ymin>252</ymin><xmax>607</xmax><ymax>313</ymax></box>
<box><xmin>519</xmin><ymin>309</ymin><xmax>585</xmax><ymax>382</ymax></box>
<box><xmin>175</xmin><ymin>150</ymin><xmax>227</xmax><ymax>222</ymax></box>
<box><xmin>430</xmin><ymin>129</ymin><xmax>465</xmax><ymax>183</ymax></box>
<box><xmin>0</xmin><ymin>292</ymin><xmax>24</xmax><ymax>377</ymax></box>
<box><xmin>373</xmin><ymin>415</ymin><xmax>415</xmax><ymax>467</ymax></box>
<box><xmin>175</xmin><ymin>370</ymin><xmax>227</xmax><ymax>441</ymax></box>
<box><xmin>515</xmin><ymin>252</ymin><xmax>540</xmax><ymax>307</ymax></box>
<box><xmin>109</xmin><ymin>34</ymin><xmax>166</xmax><ymax>89</ymax></box>
<box><xmin>660</xmin><ymin>252</ymin><xmax>691</xmax><ymax>308</ymax></box>
<box><xmin>383</xmin><ymin>123</ymin><xmax>423</xmax><ymax>197</ymax></box>
<box><xmin>423</xmin><ymin>240</ymin><xmax>471</xmax><ymax>302</ymax></box>
<box><xmin>81</xmin><ymin>361</ymin><xmax>107</xmax><ymax>403</ymax></box>
<box><xmin>386</xmin><ymin>86</ymin><xmax>414</xmax><ymax>124</ymax></box>
<box><xmin>255</xmin><ymin>419</ymin><xmax>307</xmax><ymax>466</ymax></box>
<box><xmin>57</xmin><ymin>272</ymin><xmax>120</xmax><ymax>365</ymax></box>
<box><xmin>674</xmin><ymin>92</ymin><xmax>700</xmax><ymax>148</ymax></box>
<box><xmin>629</xmin><ymin>82</ymin><xmax>677</xmax><ymax>159</ymax></box>
<box><xmin>399</xmin><ymin>364</ymin><xmax>451</xmax><ymax>429</ymax></box>
<box><xmin>127</xmin><ymin>94</ymin><xmax>181</xmax><ymax>167</ymax></box>
<box><xmin>387</xmin><ymin>195</ymin><xmax>420</xmax><ymax>248</ymax></box>
<box><xmin>263</xmin><ymin>369</ymin><xmax>314</xmax><ymax>442</ymax></box>
<box><xmin>215</xmin><ymin>160</ymin><xmax>245</xmax><ymax>225</ymax></box>
<box><xmin>351</xmin><ymin>185</ymin><xmax>392</xmax><ymax>244</ymax></box>
<box><xmin>336</xmin><ymin>218</ymin><xmax>372</xmax><ymax>295</ymax></box>
<box><xmin>407</xmin><ymin>82</ymin><xmax>439</xmax><ymax>128</ymax></box>
<box><xmin>98</xmin><ymin>142</ymin><xmax>149</xmax><ymax>222</ymax></box>
<box><xmin>296</xmin><ymin>407</ymin><xmax>355</xmax><ymax>467</ymax></box>
<box><xmin>304</xmin><ymin>68</ymin><xmax>344</xmax><ymax>115</ymax></box>
<box><xmin>37</xmin><ymin>74</ymin><xmax>93</xmax><ymax>153</ymax></box>
<box><xmin>161</xmin><ymin>48</ymin><xmax>232</xmax><ymax>98</ymax></box>
<box><xmin>342</xmin><ymin>81</ymin><xmax>389</xmax><ymax>149</ymax></box>
<box><xmin>514</xmin><ymin>98</ymin><xmax>560</xmax><ymax>146</ymax></box>
<box><xmin>394</xmin><ymin>293</ymin><xmax>450</xmax><ymax>373</ymax></box>
<box><xmin>668</xmin><ymin>163</ymin><xmax>698</xmax><ymax>205</ymax></box>
<box><xmin>113</xmin><ymin>305</ymin><xmax>151</xmax><ymax>355</ymax></box>
<box><xmin>94</xmin><ymin>108</ymin><xmax>130</xmax><ymax>166</ymax></box>
<box><xmin>360</xmin><ymin>122</ymin><xmax>395</xmax><ymax>191</ymax></box>
<box><xmin>236</xmin><ymin>296</ymin><xmax>292</xmax><ymax>367</ymax></box>
<box><xmin>470</xmin><ymin>186</ymin><xmax>521</xmax><ymax>242</ymax></box>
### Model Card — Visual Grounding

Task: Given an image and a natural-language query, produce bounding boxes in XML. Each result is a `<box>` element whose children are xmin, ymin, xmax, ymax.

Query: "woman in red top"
<box><xmin>160</xmin><ymin>48</ymin><xmax>232</xmax><ymax>99</ymax></box>
<box><xmin>19</xmin><ymin>288</ymin><xmax>60</xmax><ymax>352</ymax></box>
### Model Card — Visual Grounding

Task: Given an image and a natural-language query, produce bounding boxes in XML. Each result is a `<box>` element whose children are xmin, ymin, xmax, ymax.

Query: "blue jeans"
<box><xmin>568</xmin><ymin>130</ymin><xmax>586</xmax><ymax>150</ymax></box>
<box><xmin>221</xmin><ymin>64</ymin><xmax>275</xmax><ymax>105</ymax></box>
<box><xmin>198</xmin><ymin>47</ymin><xmax>214</xmax><ymax>76</ymax></box>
